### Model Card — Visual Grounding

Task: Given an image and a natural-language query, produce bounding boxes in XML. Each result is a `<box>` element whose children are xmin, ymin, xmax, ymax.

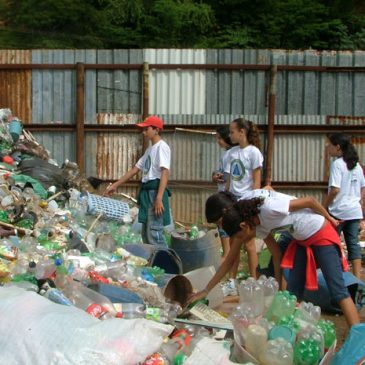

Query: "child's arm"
<box><xmin>252</xmin><ymin>167</ymin><xmax>261</xmax><ymax>189</ymax></box>
<box><xmin>105</xmin><ymin>166</ymin><xmax>140</xmax><ymax>196</ymax></box>
<box><xmin>154</xmin><ymin>167</ymin><xmax>169</xmax><ymax>216</ymax></box>
<box><xmin>289</xmin><ymin>196</ymin><xmax>339</xmax><ymax>226</ymax></box>
<box><xmin>187</xmin><ymin>235</ymin><xmax>243</xmax><ymax>303</ymax></box>
<box><xmin>263</xmin><ymin>234</ymin><xmax>283</xmax><ymax>287</ymax></box>
<box><xmin>323</xmin><ymin>186</ymin><xmax>340</xmax><ymax>210</ymax></box>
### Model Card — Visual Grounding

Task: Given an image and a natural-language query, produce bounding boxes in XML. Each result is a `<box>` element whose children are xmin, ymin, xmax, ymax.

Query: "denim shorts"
<box><xmin>287</xmin><ymin>244</ymin><xmax>350</xmax><ymax>303</ymax></box>
<box><xmin>336</xmin><ymin>219</ymin><xmax>361</xmax><ymax>261</ymax></box>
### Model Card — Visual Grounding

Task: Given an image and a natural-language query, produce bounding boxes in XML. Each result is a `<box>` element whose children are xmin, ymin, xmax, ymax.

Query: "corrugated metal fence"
<box><xmin>0</xmin><ymin>48</ymin><xmax>364</xmax><ymax>223</ymax></box>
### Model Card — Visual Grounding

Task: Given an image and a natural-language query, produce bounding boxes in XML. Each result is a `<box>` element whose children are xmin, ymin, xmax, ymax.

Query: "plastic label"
<box><xmin>86</xmin><ymin>303</ymin><xmax>108</xmax><ymax>319</ymax></box>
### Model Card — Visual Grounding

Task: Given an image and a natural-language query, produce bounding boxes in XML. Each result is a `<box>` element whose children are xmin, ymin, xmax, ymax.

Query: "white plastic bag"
<box><xmin>0</xmin><ymin>287</ymin><xmax>173</xmax><ymax>365</ymax></box>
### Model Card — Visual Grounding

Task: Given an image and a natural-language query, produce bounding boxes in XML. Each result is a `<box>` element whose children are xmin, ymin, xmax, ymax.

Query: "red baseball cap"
<box><xmin>136</xmin><ymin>115</ymin><xmax>164</xmax><ymax>130</ymax></box>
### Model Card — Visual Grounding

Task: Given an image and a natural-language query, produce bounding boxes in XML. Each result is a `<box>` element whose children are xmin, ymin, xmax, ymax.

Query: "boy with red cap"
<box><xmin>105</xmin><ymin>116</ymin><xmax>171</xmax><ymax>246</ymax></box>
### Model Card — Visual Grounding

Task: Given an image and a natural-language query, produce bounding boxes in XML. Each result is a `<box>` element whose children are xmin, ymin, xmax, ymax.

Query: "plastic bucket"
<box><xmin>170</xmin><ymin>228</ymin><xmax>221</xmax><ymax>273</ymax></box>
<box><xmin>158</xmin><ymin>274</ymin><xmax>193</xmax><ymax>306</ymax></box>
<box><xmin>124</xmin><ymin>243</ymin><xmax>183</xmax><ymax>274</ymax></box>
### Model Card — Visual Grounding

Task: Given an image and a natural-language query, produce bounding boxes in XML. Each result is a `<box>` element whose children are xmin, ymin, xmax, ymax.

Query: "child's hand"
<box><xmin>186</xmin><ymin>289</ymin><xmax>209</xmax><ymax>306</ymax></box>
<box><xmin>154</xmin><ymin>197</ymin><xmax>164</xmax><ymax>216</ymax></box>
<box><xmin>212</xmin><ymin>172</ymin><xmax>225</xmax><ymax>183</ymax></box>
<box><xmin>104</xmin><ymin>183</ymin><xmax>117</xmax><ymax>196</ymax></box>
<box><xmin>328</xmin><ymin>216</ymin><xmax>341</xmax><ymax>228</ymax></box>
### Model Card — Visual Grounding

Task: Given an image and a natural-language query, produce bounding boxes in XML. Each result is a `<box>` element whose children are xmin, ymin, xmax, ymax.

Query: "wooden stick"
<box><xmin>47</xmin><ymin>191</ymin><xmax>64</xmax><ymax>202</ymax></box>
<box><xmin>175</xmin><ymin>127</ymin><xmax>216</xmax><ymax>135</ymax></box>
<box><xmin>0</xmin><ymin>220</ymin><xmax>32</xmax><ymax>235</ymax></box>
<box><xmin>84</xmin><ymin>212</ymin><xmax>103</xmax><ymax>240</ymax></box>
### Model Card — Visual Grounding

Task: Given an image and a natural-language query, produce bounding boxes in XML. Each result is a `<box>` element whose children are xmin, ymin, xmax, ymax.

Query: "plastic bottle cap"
<box><xmin>268</xmin><ymin>325</ymin><xmax>296</xmax><ymax>345</ymax></box>
<box><xmin>2</xmin><ymin>156</ymin><xmax>14</xmax><ymax>164</ymax></box>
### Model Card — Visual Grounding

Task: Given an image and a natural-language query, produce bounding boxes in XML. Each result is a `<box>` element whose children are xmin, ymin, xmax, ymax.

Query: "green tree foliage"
<box><xmin>0</xmin><ymin>0</ymin><xmax>364</xmax><ymax>49</ymax></box>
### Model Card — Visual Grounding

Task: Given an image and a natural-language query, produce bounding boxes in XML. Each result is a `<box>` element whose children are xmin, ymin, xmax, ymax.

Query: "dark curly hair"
<box><xmin>231</xmin><ymin>118</ymin><xmax>261</xmax><ymax>150</ymax></box>
<box><xmin>222</xmin><ymin>197</ymin><xmax>265</xmax><ymax>236</ymax></box>
<box><xmin>328</xmin><ymin>133</ymin><xmax>359</xmax><ymax>171</ymax></box>
<box><xmin>216</xmin><ymin>125</ymin><xmax>235</xmax><ymax>147</ymax></box>
<box><xmin>205</xmin><ymin>191</ymin><xmax>237</xmax><ymax>223</ymax></box>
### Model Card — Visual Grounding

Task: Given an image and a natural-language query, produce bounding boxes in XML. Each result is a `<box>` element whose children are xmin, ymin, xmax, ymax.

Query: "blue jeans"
<box><xmin>336</xmin><ymin>219</ymin><xmax>361</xmax><ymax>261</ymax></box>
<box><xmin>287</xmin><ymin>244</ymin><xmax>350</xmax><ymax>303</ymax></box>
<box><xmin>141</xmin><ymin>190</ymin><xmax>167</xmax><ymax>247</ymax></box>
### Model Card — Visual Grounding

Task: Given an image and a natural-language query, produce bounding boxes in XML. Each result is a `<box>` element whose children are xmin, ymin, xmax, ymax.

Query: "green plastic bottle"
<box><xmin>317</xmin><ymin>319</ymin><xmax>336</xmax><ymax>350</ymax></box>
<box><xmin>294</xmin><ymin>338</ymin><xmax>321</xmax><ymax>365</ymax></box>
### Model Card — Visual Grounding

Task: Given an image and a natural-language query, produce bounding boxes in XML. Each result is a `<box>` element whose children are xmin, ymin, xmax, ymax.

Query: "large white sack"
<box><xmin>0</xmin><ymin>287</ymin><xmax>173</xmax><ymax>365</ymax></box>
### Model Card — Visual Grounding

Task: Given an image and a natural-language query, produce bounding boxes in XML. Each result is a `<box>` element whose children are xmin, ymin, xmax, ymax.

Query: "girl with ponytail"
<box><xmin>221</xmin><ymin>118</ymin><xmax>263</xmax><ymax>293</ymax></box>
<box><xmin>324</xmin><ymin>133</ymin><xmax>365</xmax><ymax>278</ymax></box>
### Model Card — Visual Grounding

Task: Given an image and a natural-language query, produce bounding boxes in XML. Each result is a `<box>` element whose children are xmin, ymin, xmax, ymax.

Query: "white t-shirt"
<box><xmin>328</xmin><ymin>158</ymin><xmax>365</xmax><ymax>220</ymax></box>
<box><xmin>216</xmin><ymin>149</ymin><xmax>231</xmax><ymax>192</ymax></box>
<box><xmin>225</xmin><ymin>145</ymin><xmax>263</xmax><ymax>198</ymax></box>
<box><xmin>135</xmin><ymin>140</ymin><xmax>171</xmax><ymax>183</ymax></box>
<box><xmin>253</xmin><ymin>195</ymin><xmax>324</xmax><ymax>240</ymax></box>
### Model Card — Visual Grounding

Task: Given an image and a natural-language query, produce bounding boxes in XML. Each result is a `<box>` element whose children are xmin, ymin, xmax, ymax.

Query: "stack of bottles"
<box><xmin>230</xmin><ymin>276</ymin><xmax>336</xmax><ymax>365</ymax></box>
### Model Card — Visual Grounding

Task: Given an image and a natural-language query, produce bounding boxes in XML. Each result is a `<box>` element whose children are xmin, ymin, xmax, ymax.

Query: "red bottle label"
<box><xmin>86</xmin><ymin>303</ymin><xmax>108</xmax><ymax>318</ymax></box>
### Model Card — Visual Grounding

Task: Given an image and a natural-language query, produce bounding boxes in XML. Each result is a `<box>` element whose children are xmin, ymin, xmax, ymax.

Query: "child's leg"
<box><xmin>341</xmin><ymin>219</ymin><xmax>362</xmax><ymax>279</ymax></box>
<box><xmin>313</xmin><ymin>245</ymin><xmax>360</xmax><ymax>327</ymax></box>
<box><xmin>245</xmin><ymin>237</ymin><xmax>258</xmax><ymax>279</ymax></box>
<box><xmin>286</xmin><ymin>245</ymin><xmax>306</xmax><ymax>299</ymax></box>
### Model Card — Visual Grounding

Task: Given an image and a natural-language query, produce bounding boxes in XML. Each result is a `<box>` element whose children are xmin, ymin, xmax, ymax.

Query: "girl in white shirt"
<box><xmin>212</xmin><ymin>126</ymin><xmax>236</xmax><ymax>265</ymax></box>
<box><xmin>191</xmin><ymin>194</ymin><xmax>359</xmax><ymax>327</ymax></box>
<box><xmin>324</xmin><ymin>133</ymin><xmax>365</xmax><ymax>279</ymax></box>
<box><xmin>225</xmin><ymin>118</ymin><xmax>263</xmax><ymax>281</ymax></box>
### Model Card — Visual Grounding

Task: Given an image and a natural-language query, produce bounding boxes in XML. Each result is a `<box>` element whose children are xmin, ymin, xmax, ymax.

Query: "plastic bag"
<box><xmin>331</xmin><ymin>323</ymin><xmax>365</xmax><ymax>365</ymax></box>
<box><xmin>0</xmin><ymin>286</ymin><xmax>173</xmax><ymax>365</ymax></box>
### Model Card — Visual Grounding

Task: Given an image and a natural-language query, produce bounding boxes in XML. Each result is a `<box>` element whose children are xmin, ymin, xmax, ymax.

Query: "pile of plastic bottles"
<box><xmin>230</xmin><ymin>276</ymin><xmax>336</xmax><ymax>365</ymax></box>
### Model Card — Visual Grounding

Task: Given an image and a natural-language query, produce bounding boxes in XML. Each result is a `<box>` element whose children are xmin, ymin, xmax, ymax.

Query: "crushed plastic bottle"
<box><xmin>265</xmin><ymin>290</ymin><xmax>297</xmax><ymax>324</ymax></box>
<box><xmin>259</xmin><ymin>337</ymin><xmax>294</xmax><ymax>365</ymax></box>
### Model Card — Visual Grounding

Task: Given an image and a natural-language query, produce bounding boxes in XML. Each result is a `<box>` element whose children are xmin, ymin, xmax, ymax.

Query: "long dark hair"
<box><xmin>216</xmin><ymin>125</ymin><xmax>235</xmax><ymax>148</ymax></box>
<box><xmin>222</xmin><ymin>197</ymin><xmax>264</xmax><ymax>236</ymax></box>
<box><xmin>205</xmin><ymin>191</ymin><xmax>237</xmax><ymax>223</ymax></box>
<box><xmin>231</xmin><ymin>118</ymin><xmax>261</xmax><ymax>150</ymax></box>
<box><xmin>328</xmin><ymin>133</ymin><xmax>359</xmax><ymax>170</ymax></box>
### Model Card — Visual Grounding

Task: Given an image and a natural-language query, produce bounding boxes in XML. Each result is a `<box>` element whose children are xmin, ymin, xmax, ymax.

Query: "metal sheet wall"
<box><xmin>6</xmin><ymin>48</ymin><xmax>363</xmax><ymax>223</ymax></box>
<box><xmin>0</xmin><ymin>50</ymin><xmax>31</xmax><ymax>123</ymax></box>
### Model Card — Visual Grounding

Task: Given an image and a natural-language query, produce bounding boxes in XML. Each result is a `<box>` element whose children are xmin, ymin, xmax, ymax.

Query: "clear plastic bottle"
<box><xmin>34</xmin><ymin>259</ymin><xmax>56</xmax><ymax>280</ymax></box>
<box><xmin>94</xmin><ymin>260</ymin><xmax>127</xmax><ymax>280</ymax></box>
<box><xmin>259</xmin><ymin>337</ymin><xmax>294</xmax><ymax>365</ymax></box>
<box><xmin>245</xmin><ymin>324</ymin><xmax>267</xmax><ymax>360</ymax></box>
<box><xmin>238</xmin><ymin>277</ymin><xmax>264</xmax><ymax>317</ymax></box>
<box><xmin>62</xmin><ymin>281</ymin><xmax>117</xmax><ymax>319</ymax></box>
<box><xmin>294</xmin><ymin>301</ymin><xmax>321</xmax><ymax>327</ymax></box>
<box><xmin>258</xmin><ymin>275</ymin><xmax>279</xmax><ymax>311</ymax></box>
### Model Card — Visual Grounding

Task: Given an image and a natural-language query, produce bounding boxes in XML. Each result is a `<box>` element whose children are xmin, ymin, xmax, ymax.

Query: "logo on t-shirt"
<box><xmin>143</xmin><ymin>155</ymin><xmax>151</xmax><ymax>175</ymax></box>
<box><xmin>230</xmin><ymin>159</ymin><xmax>246</xmax><ymax>181</ymax></box>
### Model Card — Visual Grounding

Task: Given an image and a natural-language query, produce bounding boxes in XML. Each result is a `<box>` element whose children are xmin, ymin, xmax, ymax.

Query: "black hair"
<box><xmin>328</xmin><ymin>133</ymin><xmax>359</xmax><ymax>170</ymax></box>
<box><xmin>216</xmin><ymin>125</ymin><xmax>235</xmax><ymax>147</ymax></box>
<box><xmin>222</xmin><ymin>197</ymin><xmax>264</xmax><ymax>236</ymax></box>
<box><xmin>205</xmin><ymin>191</ymin><xmax>237</xmax><ymax>223</ymax></box>
<box><xmin>231</xmin><ymin>118</ymin><xmax>261</xmax><ymax>150</ymax></box>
